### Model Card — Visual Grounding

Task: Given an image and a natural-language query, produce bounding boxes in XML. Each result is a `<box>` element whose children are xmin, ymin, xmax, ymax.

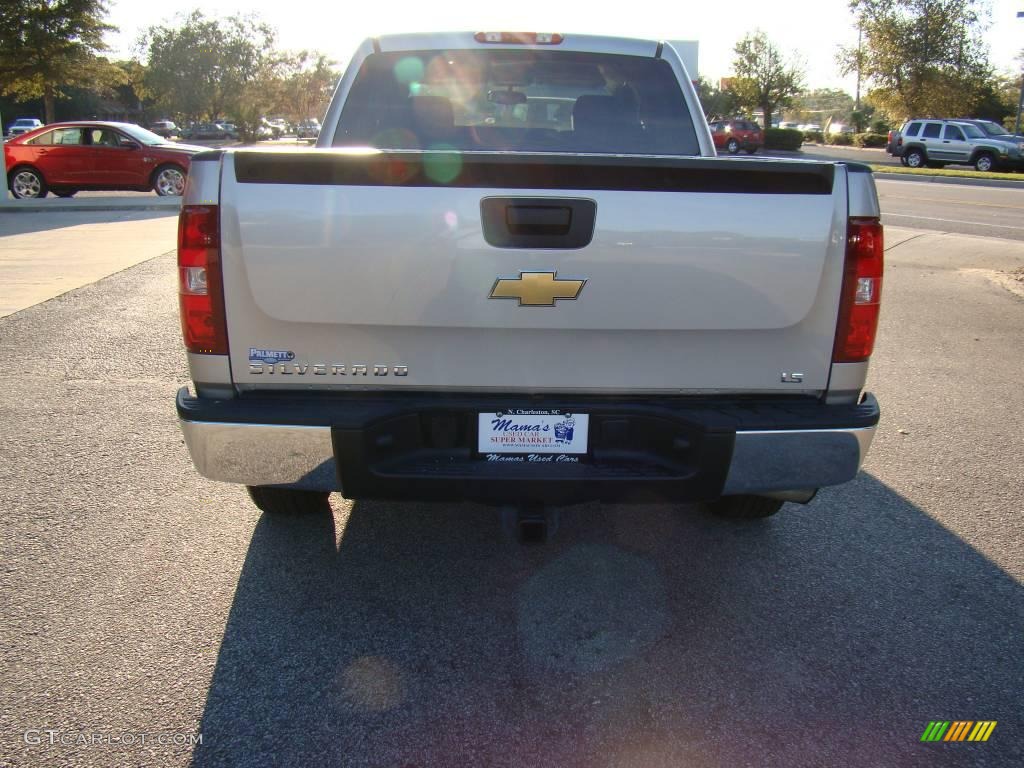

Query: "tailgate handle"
<box><xmin>506</xmin><ymin>205</ymin><xmax>572</xmax><ymax>236</ymax></box>
<box><xmin>480</xmin><ymin>197</ymin><xmax>596</xmax><ymax>249</ymax></box>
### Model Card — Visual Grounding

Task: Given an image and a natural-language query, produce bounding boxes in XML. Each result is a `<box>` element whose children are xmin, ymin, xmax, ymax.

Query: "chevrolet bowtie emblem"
<box><xmin>489</xmin><ymin>271</ymin><xmax>586</xmax><ymax>306</ymax></box>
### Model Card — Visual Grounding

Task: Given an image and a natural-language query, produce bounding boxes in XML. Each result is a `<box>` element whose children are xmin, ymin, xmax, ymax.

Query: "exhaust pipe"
<box><xmin>757</xmin><ymin>489</ymin><xmax>818</xmax><ymax>504</ymax></box>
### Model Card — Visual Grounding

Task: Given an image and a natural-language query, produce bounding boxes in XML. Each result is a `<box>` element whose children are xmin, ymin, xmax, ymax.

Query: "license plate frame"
<box><xmin>477</xmin><ymin>410</ymin><xmax>589</xmax><ymax>456</ymax></box>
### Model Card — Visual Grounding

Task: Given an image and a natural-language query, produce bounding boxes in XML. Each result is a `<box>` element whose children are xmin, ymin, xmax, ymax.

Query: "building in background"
<box><xmin>666</xmin><ymin>40</ymin><xmax>699</xmax><ymax>85</ymax></box>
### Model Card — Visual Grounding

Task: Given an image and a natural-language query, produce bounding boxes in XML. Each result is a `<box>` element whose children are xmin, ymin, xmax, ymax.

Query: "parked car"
<box><xmin>4</xmin><ymin>121</ymin><xmax>205</xmax><ymax>198</ymax></box>
<box><xmin>218</xmin><ymin>123</ymin><xmax>240</xmax><ymax>139</ymax></box>
<box><xmin>798</xmin><ymin>123</ymin><xmax>822</xmax><ymax>132</ymax></box>
<box><xmin>952</xmin><ymin>119</ymin><xmax>1023</xmax><ymax>141</ymax></box>
<box><xmin>149</xmin><ymin>120</ymin><xmax>179</xmax><ymax>138</ymax></box>
<box><xmin>253</xmin><ymin>119</ymin><xmax>275</xmax><ymax>140</ymax></box>
<box><xmin>180</xmin><ymin>122</ymin><xmax>233</xmax><ymax>141</ymax></box>
<box><xmin>885</xmin><ymin>129</ymin><xmax>900</xmax><ymax>155</ymax></box>
<box><xmin>708</xmin><ymin>118</ymin><xmax>762</xmax><ymax>154</ymax></box>
<box><xmin>296</xmin><ymin>119</ymin><xmax>321</xmax><ymax>139</ymax></box>
<box><xmin>778</xmin><ymin>121</ymin><xmax>800</xmax><ymax>129</ymax></box>
<box><xmin>266</xmin><ymin>117</ymin><xmax>287</xmax><ymax>138</ymax></box>
<box><xmin>5</xmin><ymin>117</ymin><xmax>43</xmax><ymax>139</ymax></box>
<box><xmin>891</xmin><ymin>118</ymin><xmax>1023</xmax><ymax>172</ymax></box>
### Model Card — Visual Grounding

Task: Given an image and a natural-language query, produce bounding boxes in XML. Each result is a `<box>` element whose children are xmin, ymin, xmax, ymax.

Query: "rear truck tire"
<box><xmin>903</xmin><ymin>148</ymin><xmax>925</xmax><ymax>169</ymax></box>
<box><xmin>725</xmin><ymin>137</ymin><xmax>740</xmax><ymax>154</ymax></box>
<box><xmin>9</xmin><ymin>166</ymin><xmax>48</xmax><ymax>199</ymax></box>
<box><xmin>247</xmin><ymin>486</ymin><xmax>331</xmax><ymax>515</ymax></box>
<box><xmin>54</xmin><ymin>189</ymin><xmax>77</xmax><ymax>198</ymax></box>
<box><xmin>152</xmin><ymin>164</ymin><xmax>186</xmax><ymax>196</ymax></box>
<box><xmin>973</xmin><ymin>152</ymin><xmax>995</xmax><ymax>173</ymax></box>
<box><xmin>708</xmin><ymin>494</ymin><xmax>785</xmax><ymax>520</ymax></box>
<box><xmin>900</xmin><ymin>156</ymin><xmax>910</xmax><ymax>166</ymax></box>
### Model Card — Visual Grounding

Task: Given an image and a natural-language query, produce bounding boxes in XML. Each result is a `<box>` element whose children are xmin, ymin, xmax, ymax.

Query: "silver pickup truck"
<box><xmin>176</xmin><ymin>32</ymin><xmax>882</xmax><ymax>522</ymax></box>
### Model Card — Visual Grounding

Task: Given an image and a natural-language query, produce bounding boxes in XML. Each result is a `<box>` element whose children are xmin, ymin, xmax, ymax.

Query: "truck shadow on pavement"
<box><xmin>0</xmin><ymin>208</ymin><xmax>176</xmax><ymax>238</ymax></box>
<box><xmin>191</xmin><ymin>474</ymin><xmax>1022</xmax><ymax>767</ymax></box>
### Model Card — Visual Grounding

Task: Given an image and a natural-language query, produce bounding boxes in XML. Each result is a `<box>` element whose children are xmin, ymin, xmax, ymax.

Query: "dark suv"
<box><xmin>708</xmin><ymin>119</ymin><xmax>762</xmax><ymax>154</ymax></box>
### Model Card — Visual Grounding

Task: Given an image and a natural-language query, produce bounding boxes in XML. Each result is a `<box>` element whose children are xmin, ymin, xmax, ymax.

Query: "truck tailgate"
<box><xmin>219</xmin><ymin>151</ymin><xmax>848</xmax><ymax>393</ymax></box>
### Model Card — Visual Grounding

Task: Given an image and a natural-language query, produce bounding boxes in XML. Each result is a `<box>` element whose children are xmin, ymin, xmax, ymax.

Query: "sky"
<box><xmin>106</xmin><ymin>0</ymin><xmax>1024</xmax><ymax>93</ymax></box>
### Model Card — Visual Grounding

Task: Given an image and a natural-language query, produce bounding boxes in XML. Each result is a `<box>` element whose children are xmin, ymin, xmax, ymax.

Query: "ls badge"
<box><xmin>489</xmin><ymin>271</ymin><xmax>586</xmax><ymax>306</ymax></box>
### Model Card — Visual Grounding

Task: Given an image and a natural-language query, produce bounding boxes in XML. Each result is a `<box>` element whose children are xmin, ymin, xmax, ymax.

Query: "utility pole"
<box><xmin>1017</xmin><ymin>11</ymin><xmax>1024</xmax><ymax>136</ymax></box>
<box><xmin>0</xmin><ymin>112</ymin><xmax>8</xmax><ymax>201</ymax></box>
<box><xmin>855</xmin><ymin>21</ymin><xmax>863</xmax><ymax>112</ymax></box>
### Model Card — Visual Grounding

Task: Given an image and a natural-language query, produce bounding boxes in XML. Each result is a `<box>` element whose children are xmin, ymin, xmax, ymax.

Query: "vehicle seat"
<box><xmin>572</xmin><ymin>94</ymin><xmax>643</xmax><ymax>152</ymax></box>
<box><xmin>412</xmin><ymin>95</ymin><xmax>458</xmax><ymax>146</ymax></box>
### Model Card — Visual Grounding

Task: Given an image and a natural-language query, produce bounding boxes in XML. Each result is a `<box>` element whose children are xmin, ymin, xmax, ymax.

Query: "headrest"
<box><xmin>412</xmin><ymin>95</ymin><xmax>455</xmax><ymax>138</ymax></box>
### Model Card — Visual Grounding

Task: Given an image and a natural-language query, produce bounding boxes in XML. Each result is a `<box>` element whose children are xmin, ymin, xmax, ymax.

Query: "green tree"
<box><xmin>695</xmin><ymin>76</ymin><xmax>740</xmax><ymax>120</ymax></box>
<box><xmin>112</xmin><ymin>60</ymin><xmax>148</xmax><ymax>116</ymax></box>
<box><xmin>792</xmin><ymin>88</ymin><xmax>856</xmax><ymax>126</ymax></box>
<box><xmin>140</xmin><ymin>11</ymin><xmax>276</xmax><ymax>123</ymax></box>
<box><xmin>840</xmin><ymin>0</ymin><xmax>992</xmax><ymax>120</ymax></box>
<box><xmin>729</xmin><ymin>31</ymin><xmax>805</xmax><ymax>128</ymax></box>
<box><xmin>0</xmin><ymin>0</ymin><xmax>124</xmax><ymax>123</ymax></box>
<box><xmin>231</xmin><ymin>52</ymin><xmax>288</xmax><ymax>140</ymax></box>
<box><xmin>965</xmin><ymin>73</ymin><xmax>1017</xmax><ymax>124</ymax></box>
<box><xmin>277</xmin><ymin>51</ymin><xmax>338</xmax><ymax>122</ymax></box>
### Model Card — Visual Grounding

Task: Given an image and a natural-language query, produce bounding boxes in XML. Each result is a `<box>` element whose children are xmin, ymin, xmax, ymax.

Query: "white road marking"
<box><xmin>882</xmin><ymin>213</ymin><xmax>1024</xmax><ymax>231</ymax></box>
<box><xmin>879</xmin><ymin>194</ymin><xmax>1024</xmax><ymax>211</ymax></box>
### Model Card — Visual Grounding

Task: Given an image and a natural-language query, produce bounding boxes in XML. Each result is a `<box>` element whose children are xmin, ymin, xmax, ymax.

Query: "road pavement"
<box><xmin>0</xmin><ymin>206</ymin><xmax>1022</xmax><ymax>766</ymax></box>
<box><xmin>877</xmin><ymin>178</ymin><xmax>1024</xmax><ymax>241</ymax></box>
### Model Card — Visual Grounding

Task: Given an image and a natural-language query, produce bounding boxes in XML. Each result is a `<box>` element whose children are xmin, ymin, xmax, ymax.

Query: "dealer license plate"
<box><xmin>477</xmin><ymin>410</ymin><xmax>589</xmax><ymax>455</ymax></box>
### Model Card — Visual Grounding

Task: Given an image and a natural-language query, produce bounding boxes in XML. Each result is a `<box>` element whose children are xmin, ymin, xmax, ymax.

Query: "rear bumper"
<box><xmin>176</xmin><ymin>388</ymin><xmax>879</xmax><ymax>504</ymax></box>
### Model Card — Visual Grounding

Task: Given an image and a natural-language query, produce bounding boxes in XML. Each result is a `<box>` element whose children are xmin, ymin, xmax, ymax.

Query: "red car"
<box><xmin>4</xmin><ymin>121</ymin><xmax>205</xmax><ymax>198</ymax></box>
<box><xmin>708</xmin><ymin>118</ymin><xmax>763</xmax><ymax>154</ymax></box>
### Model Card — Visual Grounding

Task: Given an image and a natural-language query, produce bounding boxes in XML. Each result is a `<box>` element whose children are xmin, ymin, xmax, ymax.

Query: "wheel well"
<box><xmin>7</xmin><ymin>163</ymin><xmax>43</xmax><ymax>179</ymax></box>
<box><xmin>149</xmin><ymin>162</ymin><xmax>186</xmax><ymax>186</ymax></box>
<box><xmin>971</xmin><ymin>149</ymin><xmax>995</xmax><ymax>160</ymax></box>
<box><xmin>904</xmin><ymin>144</ymin><xmax>925</xmax><ymax>156</ymax></box>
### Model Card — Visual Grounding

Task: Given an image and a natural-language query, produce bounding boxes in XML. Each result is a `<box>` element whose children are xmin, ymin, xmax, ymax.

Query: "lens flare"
<box><xmin>423</xmin><ymin>144</ymin><xmax>462</xmax><ymax>184</ymax></box>
<box><xmin>393</xmin><ymin>56</ymin><xmax>424</xmax><ymax>84</ymax></box>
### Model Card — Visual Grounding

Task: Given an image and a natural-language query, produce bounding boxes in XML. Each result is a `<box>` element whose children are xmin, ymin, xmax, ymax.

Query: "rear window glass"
<box><xmin>921</xmin><ymin>123</ymin><xmax>941</xmax><ymax>139</ymax></box>
<box><xmin>904</xmin><ymin>122</ymin><xmax>921</xmax><ymax>137</ymax></box>
<box><xmin>333</xmin><ymin>49</ymin><xmax>699</xmax><ymax>155</ymax></box>
<box><xmin>28</xmin><ymin>128</ymin><xmax>82</xmax><ymax>146</ymax></box>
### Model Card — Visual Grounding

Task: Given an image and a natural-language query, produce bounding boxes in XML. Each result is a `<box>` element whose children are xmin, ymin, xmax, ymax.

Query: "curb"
<box><xmin>0</xmin><ymin>198</ymin><xmax>180</xmax><ymax>213</ymax></box>
<box><xmin>872</xmin><ymin>172</ymin><xmax>1024</xmax><ymax>190</ymax></box>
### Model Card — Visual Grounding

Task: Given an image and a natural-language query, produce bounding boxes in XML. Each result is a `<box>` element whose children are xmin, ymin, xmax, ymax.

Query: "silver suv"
<box><xmin>4</xmin><ymin>117</ymin><xmax>43</xmax><ymax>139</ymax></box>
<box><xmin>894</xmin><ymin>119</ymin><xmax>1024</xmax><ymax>172</ymax></box>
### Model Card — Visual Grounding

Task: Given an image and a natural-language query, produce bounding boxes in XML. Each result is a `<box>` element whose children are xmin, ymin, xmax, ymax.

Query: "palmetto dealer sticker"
<box><xmin>248</xmin><ymin>348</ymin><xmax>295</xmax><ymax>364</ymax></box>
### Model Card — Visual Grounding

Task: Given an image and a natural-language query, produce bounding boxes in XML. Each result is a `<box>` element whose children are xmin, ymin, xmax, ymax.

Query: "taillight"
<box><xmin>178</xmin><ymin>205</ymin><xmax>228</xmax><ymax>355</ymax></box>
<box><xmin>833</xmin><ymin>217</ymin><xmax>883</xmax><ymax>363</ymax></box>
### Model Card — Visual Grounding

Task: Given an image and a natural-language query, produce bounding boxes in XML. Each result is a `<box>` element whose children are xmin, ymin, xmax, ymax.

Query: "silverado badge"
<box><xmin>489</xmin><ymin>271</ymin><xmax>586</xmax><ymax>306</ymax></box>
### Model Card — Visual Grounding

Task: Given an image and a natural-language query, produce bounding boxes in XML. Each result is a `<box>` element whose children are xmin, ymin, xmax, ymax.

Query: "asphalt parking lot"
<box><xmin>0</xmin><ymin>192</ymin><xmax>1022</xmax><ymax>766</ymax></box>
